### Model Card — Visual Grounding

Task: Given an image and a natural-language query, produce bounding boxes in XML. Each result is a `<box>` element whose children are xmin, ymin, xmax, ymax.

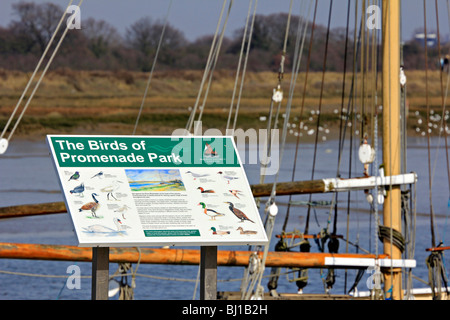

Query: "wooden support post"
<box><xmin>200</xmin><ymin>246</ymin><xmax>217</xmax><ymax>300</ymax></box>
<box><xmin>91</xmin><ymin>247</ymin><xmax>109</xmax><ymax>300</ymax></box>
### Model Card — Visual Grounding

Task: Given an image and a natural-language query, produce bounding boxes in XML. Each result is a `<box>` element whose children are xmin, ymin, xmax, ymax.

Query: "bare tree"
<box><xmin>126</xmin><ymin>16</ymin><xmax>186</xmax><ymax>56</ymax></box>
<box><xmin>82</xmin><ymin>18</ymin><xmax>122</xmax><ymax>58</ymax></box>
<box><xmin>9</xmin><ymin>2</ymin><xmax>65</xmax><ymax>55</ymax></box>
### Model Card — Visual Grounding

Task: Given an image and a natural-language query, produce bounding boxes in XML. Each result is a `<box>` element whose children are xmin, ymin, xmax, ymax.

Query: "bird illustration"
<box><xmin>79</xmin><ymin>193</ymin><xmax>100</xmax><ymax>218</ymax></box>
<box><xmin>236</xmin><ymin>227</ymin><xmax>257</xmax><ymax>235</ymax></box>
<box><xmin>101</xmin><ymin>180</ymin><xmax>123</xmax><ymax>200</ymax></box>
<box><xmin>185</xmin><ymin>171</ymin><xmax>209</xmax><ymax>180</ymax></box>
<box><xmin>70</xmin><ymin>183</ymin><xmax>85</xmax><ymax>197</ymax></box>
<box><xmin>68</xmin><ymin>171</ymin><xmax>80</xmax><ymax>181</ymax></box>
<box><xmin>114</xmin><ymin>205</ymin><xmax>131</xmax><ymax>219</ymax></box>
<box><xmin>83</xmin><ymin>217</ymin><xmax>130</xmax><ymax>235</ymax></box>
<box><xmin>91</xmin><ymin>171</ymin><xmax>104</xmax><ymax>179</ymax></box>
<box><xmin>224</xmin><ymin>202</ymin><xmax>254</xmax><ymax>223</ymax></box>
<box><xmin>198</xmin><ymin>202</ymin><xmax>225</xmax><ymax>220</ymax></box>
<box><xmin>217</xmin><ymin>171</ymin><xmax>238</xmax><ymax>184</ymax></box>
<box><xmin>204</xmin><ymin>143</ymin><xmax>218</xmax><ymax>156</ymax></box>
<box><xmin>210</xmin><ymin>227</ymin><xmax>230</xmax><ymax>235</ymax></box>
<box><xmin>229</xmin><ymin>190</ymin><xmax>243</xmax><ymax>199</ymax></box>
<box><xmin>198</xmin><ymin>187</ymin><xmax>215</xmax><ymax>194</ymax></box>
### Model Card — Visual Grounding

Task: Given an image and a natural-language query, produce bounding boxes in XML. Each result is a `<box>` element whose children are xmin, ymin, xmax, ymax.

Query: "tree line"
<box><xmin>0</xmin><ymin>2</ymin><xmax>446</xmax><ymax>73</ymax></box>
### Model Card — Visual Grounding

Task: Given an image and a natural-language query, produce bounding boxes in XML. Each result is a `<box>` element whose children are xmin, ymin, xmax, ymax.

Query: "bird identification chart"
<box><xmin>47</xmin><ymin>135</ymin><xmax>268</xmax><ymax>247</ymax></box>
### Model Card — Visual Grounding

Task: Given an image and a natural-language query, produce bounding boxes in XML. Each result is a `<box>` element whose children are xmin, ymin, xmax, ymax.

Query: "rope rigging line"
<box><xmin>304</xmin><ymin>0</ymin><xmax>334</xmax><ymax>238</ymax></box>
<box><xmin>132</xmin><ymin>0</ymin><xmax>173</xmax><ymax>135</ymax></box>
<box><xmin>226</xmin><ymin>0</ymin><xmax>254</xmax><ymax>132</ymax></box>
<box><xmin>227</xmin><ymin>0</ymin><xmax>259</xmax><ymax>133</ymax></box>
<box><xmin>284</xmin><ymin>0</ymin><xmax>319</xmax><ymax>238</ymax></box>
<box><xmin>240</xmin><ymin>0</ymin><xmax>314</xmax><ymax>300</ymax></box>
<box><xmin>186</xmin><ymin>0</ymin><xmax>234</xmax><ymax>134</ymax></box>
<box><xmin>423</xmin><ymin>0</ymin><xmax>438</xmax><ymax>250</ymax></box>
<box><xmin>0</xmin><ymin>0</ymin><xmax>79</xmax><ymax>148</ymax></box>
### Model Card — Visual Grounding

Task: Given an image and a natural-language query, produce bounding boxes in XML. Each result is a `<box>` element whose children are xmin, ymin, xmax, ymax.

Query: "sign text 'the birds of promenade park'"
<box><xmin>49</xmin><ymin>136</ymin><xmax>240</xmax><ymax>168</ymax></box>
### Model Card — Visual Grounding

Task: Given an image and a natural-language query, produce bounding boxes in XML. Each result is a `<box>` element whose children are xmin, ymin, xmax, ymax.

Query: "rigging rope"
<box><xmin>241</xmin><ymin>0</ymin><xmax>314</xmax><ymax>299</ymax></box>
<box><xmin>0</xmin><ymin>0</ymin><xmax>80</xmax><ymax>147</ymax></box>
<box><xmin>186</xmin><ymin>0</ymin><xmax>233</xmax><ymax>134</ymax></box>
<box><xmin>132</xmin><ymin>0</ymin><xmax>173</xmax><ymax>135</ymax></box>
<box><xmin>226</xmin><ymin>0</ymin><xmax>254</xmax><ymax>132</ymax></box>
<box><xmin>228</xmin><ymin>0</ymin><xmax>258</xmax><ymax>133</ymax></box>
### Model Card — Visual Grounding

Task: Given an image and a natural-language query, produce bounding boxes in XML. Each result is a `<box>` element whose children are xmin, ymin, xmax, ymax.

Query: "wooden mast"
<box><xmin>382</xmin><ymin>0</ymin><xmax>403</xmax><ymax>300</ymax></box>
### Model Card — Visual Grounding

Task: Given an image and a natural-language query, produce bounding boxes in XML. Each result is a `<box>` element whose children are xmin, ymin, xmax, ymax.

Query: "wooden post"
<box><xmin>200</xmin><ymin>246</ymin><xmax>217</xmax><ymax>300</ymax></box>
<box><xmin>382</xmin><ymin>0</ymin><xmax>403</xmax><ymax>300</ymax></box>
<box><xmin>91</xmin><ymin>247</ymin><xmax>109</xmax><ymax>300</ymax></box>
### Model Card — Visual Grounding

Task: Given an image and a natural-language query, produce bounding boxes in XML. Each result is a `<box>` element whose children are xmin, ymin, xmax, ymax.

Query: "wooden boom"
<box><xmin>0</xmin><ymin>242</ymin><xmax>416</xmax><ymax>269</ymax></box>
<box><xmin>0</xmin><ymin>173</ymin><xmax>417</xmax><ymax>219</ymax></box>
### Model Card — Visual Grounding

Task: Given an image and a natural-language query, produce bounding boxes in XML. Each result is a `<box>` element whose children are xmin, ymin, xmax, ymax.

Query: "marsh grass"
<box><xmin>0</xmin><ymin>69</ymin><xmax>446</xmax><ymax>138</ymax></box>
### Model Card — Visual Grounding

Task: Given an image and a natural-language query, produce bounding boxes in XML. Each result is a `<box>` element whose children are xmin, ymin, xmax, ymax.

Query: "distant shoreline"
<box><xmin>0</xmin><ymin>70</ymin><xmax>448</xmax><ymax>142</ymax></box>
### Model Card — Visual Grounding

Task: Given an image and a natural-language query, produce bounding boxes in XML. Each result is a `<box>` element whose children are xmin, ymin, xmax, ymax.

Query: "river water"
<box><xmin>0</xmin><ymin>136</ymin><xmax>448</xmax><ymax>300</ymax></box>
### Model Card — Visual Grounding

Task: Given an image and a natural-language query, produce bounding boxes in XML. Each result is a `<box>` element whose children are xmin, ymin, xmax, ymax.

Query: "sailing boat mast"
<box><xmin>382</xmin><ymin>0</ymin><xmax>403</xmax><ymax>300</ymax></box>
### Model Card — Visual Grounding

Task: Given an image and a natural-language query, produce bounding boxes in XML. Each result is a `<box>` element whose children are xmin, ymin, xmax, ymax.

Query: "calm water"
<box><xmin>0</xmin><ymin>136</ymin><xmax>448</xmax><ymax>300</ymax></box>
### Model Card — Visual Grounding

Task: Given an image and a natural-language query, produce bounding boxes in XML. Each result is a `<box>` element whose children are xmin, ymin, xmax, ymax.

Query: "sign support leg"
<box><xmin>91</xmin><ymin>247</ymin><xmax>109</xmax><ymax>300</ymax></box>
<box><xmin>200</xmin><ymin>246</ymin><xmax>217</xmax><ymax>300</ymax></box>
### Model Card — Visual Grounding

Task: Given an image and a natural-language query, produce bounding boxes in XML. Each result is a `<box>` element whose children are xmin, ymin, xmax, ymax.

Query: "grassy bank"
<box><xmin>0</xmin><ymin>69</ymin><xmax>447</xmax><ymax>139</ymax></box>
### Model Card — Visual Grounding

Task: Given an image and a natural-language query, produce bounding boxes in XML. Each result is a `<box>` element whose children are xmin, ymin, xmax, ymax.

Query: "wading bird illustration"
<box><xmin>198</xmin><ymin>202</ymin><xmax>225</xmax><ymax>220</ymax></box>
<box><xmin>210</xmin><ymin>227</ymin><xmax>230</xmax><ymax>235</ymax></box>
<box><xmin>79</xmin><ymin>193</ymin><xmax>100</xmax><ymax>218</ymax></box>
<box><xmin>114</xmin><ymin>205</ymin><xmax>131</xmax><ymax>219</ymax></box>
<box><xmin>101</xmin><ymin>180</ymin><xmax>123</xmax><ymax>200</ymax></box>
<box><xmin>197</xmin><ymin>187</ymin><xmax>215</xmax><ymax>193</ymax></box>
<box><xmin>217</xmin><ymin>171</ymin><xmax>238</xmax><ymax>184</ymax></box>
<box><xmin>224</xmin><ymin>202</ymin><xmax>254</xmax><ymax>223</ymax></box>
<box><xmin>68</xmin><ymin>171</ymin><xmax>80</xmax><ymax>181</ymax></box>
<box><xmin>70</xmin><ymin>183</ymin><xmax>85</xmax><ymax>197</ymax></box>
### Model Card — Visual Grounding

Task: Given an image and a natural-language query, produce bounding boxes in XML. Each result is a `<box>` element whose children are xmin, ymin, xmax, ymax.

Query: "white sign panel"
<box><xmin>47</xmin><ymin>135</ymin><xmax>268</xmax><ymax>247</ymax></box>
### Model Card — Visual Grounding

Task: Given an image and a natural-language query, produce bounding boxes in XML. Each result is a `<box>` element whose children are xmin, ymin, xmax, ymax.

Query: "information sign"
<box><xmin>47</xmin><ymin>135</ymin><xmax>268</xmax><ymax>247</ymax></box>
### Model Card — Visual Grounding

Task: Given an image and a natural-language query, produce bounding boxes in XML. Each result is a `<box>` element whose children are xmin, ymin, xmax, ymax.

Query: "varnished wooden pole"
<box><xmin>0</xmin><ymin>242</ymin><xmax>392</xmax><ymax>268</ymax></box>
<box><xmin>382</xmin><ymin>0</ymin><xmax>403</xmax><ymax>300</ymax></box>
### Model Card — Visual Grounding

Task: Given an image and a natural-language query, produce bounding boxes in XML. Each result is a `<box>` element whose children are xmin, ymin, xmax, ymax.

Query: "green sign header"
<box><xmin>47</xmin><ymin>136</ymin><xmax>240</xmax><ymax>168</ymax></box>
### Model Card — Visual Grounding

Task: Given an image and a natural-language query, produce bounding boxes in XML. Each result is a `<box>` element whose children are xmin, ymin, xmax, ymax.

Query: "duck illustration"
<box><xmin>70</xmin><ymin>183</ymin><xmax>85</xmax><ymax>197</ymax></box>
<box><xmin>83</xmin><ymin>217</ymin><xmax>130</xmax><ymax>235</ymax></box>
<box><xmin>210</xmin><ymin>227</ymin><xmax>230</xmax><ymax>235</ymax></box>
<box><xmin>79</xmin><ymin>193</ymin><xmax>100</xmax><ymax>218</ymax></box>
<box><xmin>224</xmin><ymin>202</ymin><xmax>254</xmax><ymax>223</ymax></box>
<box><xmin>204</xmin><ymin>143</ymin><xmax>218</xmax><ymax>156</ymax></box>
<box><xmin>68</xmin><ymin>171</ymin><xmax>80</xmax><ymax>181</ymax></box>
<box><xmin>198</xmin><ymin>187</ymin><xmax>215</xmax><ymax>194</ymax></box>
<box><xmin>236</xmin><ymin>226</ymin><xmax>257</xmax><ymax>235</ymax></box>
<box><xmin>101</xmin><ymin>180</ymin><xmax>123</xmax><ymax>200</ymax></box>
<box><xmin>198</xmin><ymin>202</ymin><xmax>225</xmax><ymax>220</ymax></box>
<box><xmin>229</xmin><ymin>190</ymin><xmax>243</xmax><ymax>199</ymax></box>
<box><xmin>185</xmin><ymin>171</ymin><xmax>209</xmax><ymax>180</ymax></box>
<box><xmin>217</xmin><ymin>171</ymin><xmax>238</xmax><ymax>184</ymax></box>
<box><xmin>91</xmin><ymin>171</ymin><xmax>104</xmax><ymax>179</ymax></box>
